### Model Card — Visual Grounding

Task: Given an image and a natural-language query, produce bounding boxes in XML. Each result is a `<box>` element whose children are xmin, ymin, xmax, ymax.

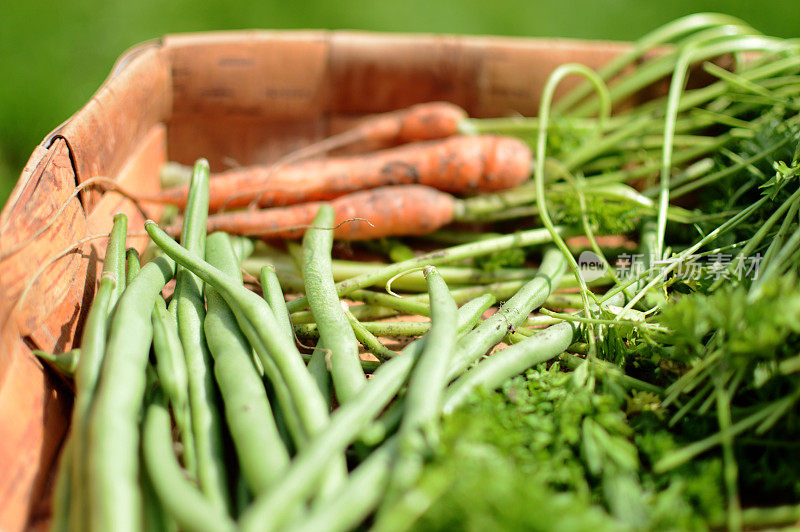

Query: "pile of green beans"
<box><xmin>46</xmin><ymin>149</ymin><xmax>582</xmax><ymax>531</ymax></box>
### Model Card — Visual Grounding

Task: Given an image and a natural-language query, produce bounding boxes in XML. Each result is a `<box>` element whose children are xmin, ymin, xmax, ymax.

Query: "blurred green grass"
<box><xmin>1</xmin><ymin>0</ymin><xmax>797</xmax><ymax>206</ymax></box>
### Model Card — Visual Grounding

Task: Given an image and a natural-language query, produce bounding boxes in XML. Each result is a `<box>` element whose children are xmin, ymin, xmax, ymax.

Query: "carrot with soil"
<box><xmin>168</xmin><ymin>185</ymin><xmax>457</xmax><ymax>241</ymax></box>
<box><xmin>154</xmin><ymin>135</ymin><xmax>531</xmax><ymax>211</ymax></box>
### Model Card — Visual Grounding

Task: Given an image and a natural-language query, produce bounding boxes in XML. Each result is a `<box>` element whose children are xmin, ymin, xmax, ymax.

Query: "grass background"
<box><xmin>1</xmin><ymin>0</ymin><xmax>797</xmax><ymax>205</ymax></box>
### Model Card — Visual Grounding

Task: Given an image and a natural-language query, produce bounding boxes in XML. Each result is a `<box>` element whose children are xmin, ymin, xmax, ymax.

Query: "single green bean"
<box><xmin>141</xmin><ymin>366</ymin><xmax>177</xmax><ymax>532</ymax></box>
<box><xmin>151</xmin><ymin>295</ymin><xmax>195</xmax><ymax>475</ymax></box>
<box><xmin>286</xmin><ymin>226</ymin><xmax>564</xmax><ymax>312</ymax></box>
<box><xmin>142</xmin><ymin>459</ymin><xmax>176</xmax><ymax>532</ymax></box>
<box><xmin>204</xmin><ymin>232</ymin><xmax>290</xmax><ymax>494</ymax></box>
<box><xmin>343</xmin><ymin>305</ymin><xmax>397</xmax><ymax>360</ymax></box>
<box><xmin>179</xmin><ymin>159</ymin><xmax>210</xmax><ymax>264</ymax></box>
<box><xmin>50</xmin><ymin>439</ymin><xmax>73</xmax><ymax>532</ymax></box>
<box><xmin>326</xmin><ymin>260</ymin><xmax>539</xmax><ymax>292</ymax></box>
<box><xmin>260</xmin><ymin>264</ymin><xmax>293</xmax><ymax>345</ymax></box>
<box><xmin>230</xmin><ymin>235</ymin><xmax>255</xmax><ymax>264</ymax></box>
<box><xmin>380</xmin><ymin>267</ymin><xmax>457</xmax><ymax>515</ymax></box>
<box><xmin>290</xmin><ymin>303</ymin><xmax>398</xmax><ymax>325</ymax></box>
<box><xmin>72</xmin><ymin>274</ymin><xmax>118</xmax><ymax>530</ymax></box>
<box><xmin>142</xmin><ymin>400</ymin><xmax>236</xmax><ymax>532</ymax></box>
<box><xmin>302</xmin><ymin>204</ymin><xmax>366</xmax><ymax>403</ymax></box>
<box><xmin>34</xmin><ymin>348</ymin><xmax>79</xmax><ymax>378</ymax></box>
<box><xmin>307</xmin><ymin>339</ymin><xmax>332</xmax><ymax>408</ymax></box>
<box><xmin>86</xmin><ymin>256</ymin><xmax>174</xmax><ymax>532</ymax></box>
<box><xmin>401</xmin><ymin>267</ymin><xmax>458</xmax><ymax>422</ymax></box>
<box><xmin>175</xmin><ymin>160</ymin><xmax>229</xmax><ymax>510</ymax></box>
<box><xmin>106</xmin><ymin>213</ymin><xmax>128</xmax><ymax>312</ymax></box>
<box><xmin>301</xmin><ymin>351</ymin><xmax>381</xmax><ymax>373</ymax></box>
<box><xmin>294</xmin><ymin>320</ymin><xmax>431</xmax><ymax>340</ymax></box>
<box><xmin>125</xmin><ymin>247</ymin><xmax>140</xmax><ymax>283</ymax></box>
<box><xmin>347</xmin><ymin>289</ymin><xmax>431</xmax><ymax>316</ymax></box>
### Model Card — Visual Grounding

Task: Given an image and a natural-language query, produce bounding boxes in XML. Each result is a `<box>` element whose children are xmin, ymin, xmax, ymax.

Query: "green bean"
<box><xmin>443</xmin><ymin>321</ymin><xmax>576</xmax><ymax>414</ymax></box>
<box><xmin>452</xmin><ymin>294</ymin><xmax>497</xmax><ymax>335</ymax></box>
<box><xmin>86</xmin><ymin>256</ymin><xmax>174</xmax><ymax>532</ymax></box>
<box><xmin>34</xmin><ymin>348</ymin><xmax>79</xmax><ymax>378</ymax></box>
<box><xmin>174</xmin><ymin>160</ymin><xmax>228</xmax><ymax>510</ymax></box>
<box><xmin>179</xmin><ymin>159</ymin><xmax>211</xmax><ymax>264</ymax></box>
<box><xmin>328</xmin><ymin>260</ymin><xmax>539</xmax><ymax>292</ymax></box>
<box><xmin>151</xmin><ymin>295</ymin><xmax>194</xmax><ymax>475</ymax></box>
<box><xmin>50</xmin><ymin>439</ymin><xmax>73</xmax><ymax>532</ymax></box>
<box><xmin>260</xmin><ymin>264</ymin><xmax>293</xmax><ymax>345</ymax></box>
<box><xmin>300</xmin><ymin>338</ymin><xmax>350</xmax><ymax>499</ymax></box>
<box><xmin>239</xmin><ymin>338</ymin><xmax>423</xmax><ymax>532</ymax></box>
<box><xmin>144</xmin><ymin>222</ymin><xmax>332</xmax><ymax>449</ymax></box>
<box><xmin>286</xmin><ymin>226</ymin><xmax>565</xmax><ymax>313</ymax></box>
<box><xmin>446</xmin><ymin>247</ymin><xmax>567</xmax><ymax>380</ymax></box>
<box><xmin>230</xmin><ymin>235</ymin><xmax>255</xmax><ymax>264</ymax></box>
<box><xmin>68</xmin><ymin>214</ymin><xmax>129</xmax><ymax>531</ymax></box>
<box><xmin>300</xmin><ymin>351</ymin><xmax>381</xmax><ymax>373</ymax></box>
<box><xmin>141</xmin><ymin>365</ymin><xmax>177</xmax><ymax>532</ymax></box>
<box><xmin>289</xmin><ymin>280</ymin><xmax>529</xmax><ymax>328</ymax></box>
<box><xmin>142</xmin><ymin>460</ymin><xmax>176</xmax><ymax>532</ymax></box>
<box><xmin>290</xmin><ymin>303</ymin><xmax>398</xmax><ymax>325</ymax></box>
<box><xmin>294</xmin><ymin>320</ymin><xmax>431</xmax><ymax>340</ymax></box>
<box><xmin>359</xmin><ymin>294</ymin><xmax>496</xmax><ymax>446</ymax></box>
<box><xmin>125</xmin><ymin>247</ymin><xmax>140</xmax><ymax>282</ymax></box>
<box><xmin>302</xmin><ymin>204</ymin><xmax>366</xmax><ymax>403</ymax></box>
<box><xmin>232</xmin><ymin>306</ymin><xmax>310</xmax><ymax>449</ymax></box>
<box><xmin>343</xmin><ymin>305</ymin><xmax>397</xmax><ymax>360</ymax></box>
<box><xmin>204</xmin><ymin>231</ymin><xmax>290</xmax><ymax>494</ymax></box>
<box><xmin>378</xmin><ymin>267</ymin><xmax>457</xmax><ymax>517</ymax></box>
<box><xmin>247</xmin><ymin>252</ymin><xmax>540</xmax><ymax>293</ymax></box>
<box><xmin>347</xmin><ymin>289</ymin><xmax>431</xmax><ymax>316</ymax></box>
<box><xmin>106</xmin><ymin>213</ymin><xmax>128</xmax><ymax>313</ymax></box>
<box><xmin>307</xmin><ymin>339</ymin><xmax>332</xmax><ymax>408</ymax></box>
<box><xmin>398</xmin><ymin>267</ymin><xmax>457</xmax><ymax>439</ymax></box>
<box><xmin>239</xmin><ymin>297</ymin><xmax>493</xmax><ymax>532</ymax></box>
<box><xmin>287</xmin><ymin>441</ymin><xmax>397</xmax><ymax>532</ymax></box>
<box><xmin>142</xmin><ymin>400</ymin><xmax>236</xmax><ymax>532</ymax></box>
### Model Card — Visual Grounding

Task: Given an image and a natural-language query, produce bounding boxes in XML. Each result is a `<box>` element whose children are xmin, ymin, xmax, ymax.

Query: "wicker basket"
<box><xmin>0</xmin><ymin>30</ymin><xmax>656</xmax><ymax>530</ymax></box>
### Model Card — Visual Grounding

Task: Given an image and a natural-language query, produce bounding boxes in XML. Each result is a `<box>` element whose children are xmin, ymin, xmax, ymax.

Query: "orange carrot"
<box><xmin>354</xmin><ymin>101</ymin><xmax>468</xmax><ymax>147</ymax></box>
<box><xmin>166</xmin><ymin>185</ymin><xmax>457</xmax><ymax>241</ymax></box>
<box><xmin>159</xmin><ymin>102</ymin><xmax>468</xmax><ymax>190</ymax></box>
<box><xmin>153</xmin><ymin>135</ymin><xmax>531</xmax><ymax>211</ymax></box>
